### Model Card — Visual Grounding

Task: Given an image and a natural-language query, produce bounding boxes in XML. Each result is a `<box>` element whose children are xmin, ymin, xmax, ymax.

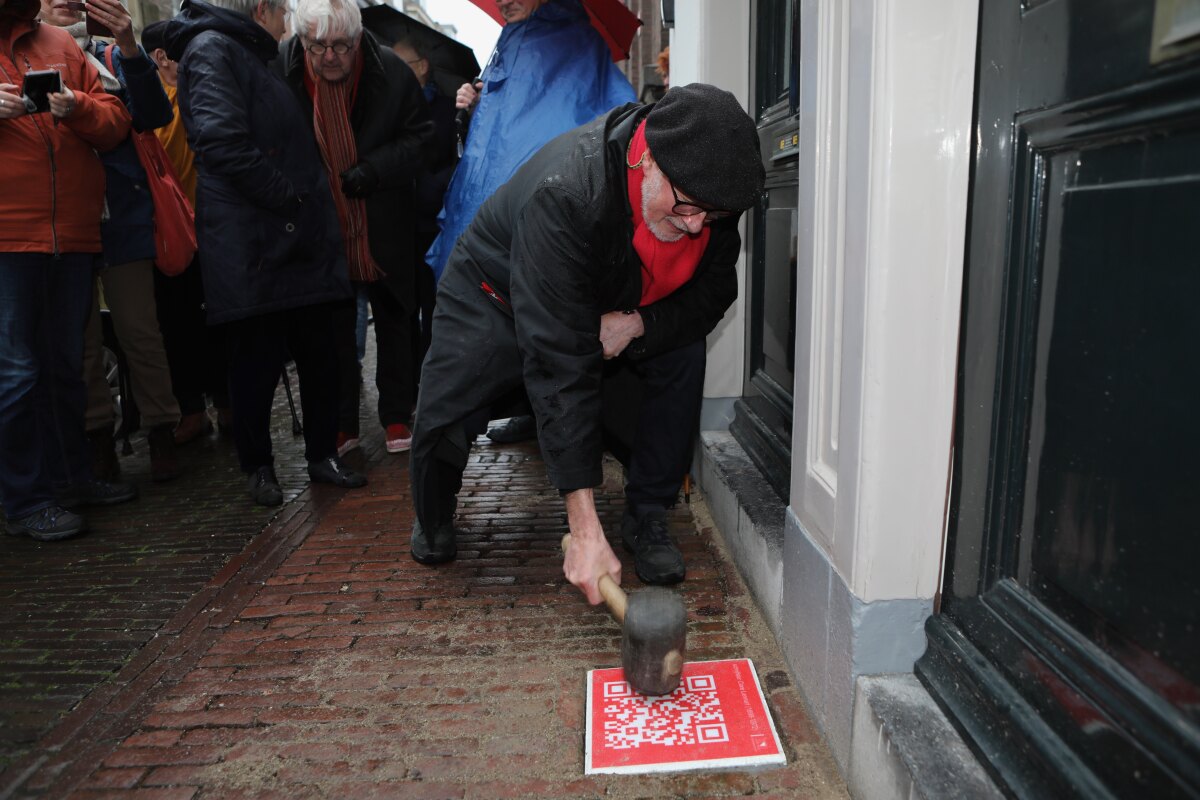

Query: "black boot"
<box><xmin>148</xmin><ymin>423</ymin><xmax>183</xmax><ymax>482</ymax></box>
<box><xmin>87</xmin><ymin>427</ymin><xmax>120</xmax><ymax>482</ymax></box>
<box><xmin>486</xmin><ymin>415</ymin><xmax>536</xmax><ymax>443</ymax></box>
<box><xmin>621</xmin><ymin>507</ymin><xmax>686</xmax><ymax>585</ymax></box>
<box><xmin>247</xmin><ymin>465</ymin><xmax>282</xmax><ymax>507</ymax></box>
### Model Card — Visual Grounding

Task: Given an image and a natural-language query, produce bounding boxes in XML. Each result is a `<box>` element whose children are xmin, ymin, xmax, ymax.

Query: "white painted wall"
<box><xmin>789</xmin><ymin>0</ymin><xmax>977</xmax><ymax>602</ymax></box>
<box><xmin>671</xmin><ymin>0</ymin><xmax>754</xmax><ymax>399</ymax></box>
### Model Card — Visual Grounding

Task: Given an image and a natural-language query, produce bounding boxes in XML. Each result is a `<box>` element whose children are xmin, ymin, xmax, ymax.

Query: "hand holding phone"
<box><xmin>48</xmin><ymin>84</ymin><xmax>77</xmax><ymax>120</ymax></box>
<box><xmin>0</xmin><ymin>83</ymin><xmax>27</xmax><ymax>119</ymax></box>
<box><xmin>22</xmin><ymin>70</ymin><xmax>62</xmax><ymax>114</ymax></box>
<box><xmin>82</xmin><ymin>0</ymin><xmax>135</xmax><ymax>45</ymax></box>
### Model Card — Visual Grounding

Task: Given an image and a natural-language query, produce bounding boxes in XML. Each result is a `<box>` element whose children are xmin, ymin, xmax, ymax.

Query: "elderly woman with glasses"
<box><xmin>271</xmin><ymin>0</ymin><xmax>433</xmax><ymax>461</ymax></box>
<box><xmin>162</xmin><ymin>0</ymin><xmax>368</xmax><ymax>507</ymax></box>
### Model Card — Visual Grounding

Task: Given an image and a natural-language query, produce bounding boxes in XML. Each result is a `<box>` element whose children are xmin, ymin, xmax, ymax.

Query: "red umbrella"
<box><xmin>468</xmin><ymin>0</ymin><xmax>643</xmax><ymax>62</ymax></box>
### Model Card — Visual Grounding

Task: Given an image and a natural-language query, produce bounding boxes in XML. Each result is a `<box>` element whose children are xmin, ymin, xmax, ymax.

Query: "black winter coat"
<box><xmin>274</xmin><ymin>34</ymin><xmax>433</xmax><ymax>312</ymax></box>
<box><xmin>415</xmin><ymin>85</ymin><xmax>457</xmax><ymax>238</ymax></box>
<box><xmin>163</xmin><ymin>0</ymin><xmax>349</xmax><ymax>324</ymax></box>
<box><xmin>448</xmin><ymin>102</ymin><xmax>742</xmax><ymax>491</ymax></box>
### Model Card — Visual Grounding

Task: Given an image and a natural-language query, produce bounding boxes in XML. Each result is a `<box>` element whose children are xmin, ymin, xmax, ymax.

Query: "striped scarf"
<box><xmin>307</xmin><ymin>52</ymin><xmax>381</xmax><ymax>282</ymax></box>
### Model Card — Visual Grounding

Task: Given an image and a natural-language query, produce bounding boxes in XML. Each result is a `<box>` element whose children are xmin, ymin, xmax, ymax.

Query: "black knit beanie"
<box><xmin>142</xmin><ymin>20</ymin><xmax>169</xmax><ymax>53</ymax></box>
<box><xmin>644</xmin><ymin>83</ymin><xmax>765</xmax><ymax>211</ymax></box>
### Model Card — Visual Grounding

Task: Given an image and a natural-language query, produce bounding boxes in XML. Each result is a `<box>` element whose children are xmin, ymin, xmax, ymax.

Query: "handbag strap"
<box><xmin>102</xmin><ymin>42</ymin><xmax>116</xmax><ymax>77</ymax></box>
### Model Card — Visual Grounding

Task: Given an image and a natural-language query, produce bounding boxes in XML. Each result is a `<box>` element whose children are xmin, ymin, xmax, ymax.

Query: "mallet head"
<box><xmin>622</xmin><ymin>587</ymin><xmax>687</xmax><ymax>695</ymax></box>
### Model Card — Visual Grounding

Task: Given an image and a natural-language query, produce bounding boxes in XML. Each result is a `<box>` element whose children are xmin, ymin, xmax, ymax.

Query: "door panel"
<box><xmin>916</xmin><ymin>0</ymin><xmax>1200</xmax><ymax>795</ymax></box>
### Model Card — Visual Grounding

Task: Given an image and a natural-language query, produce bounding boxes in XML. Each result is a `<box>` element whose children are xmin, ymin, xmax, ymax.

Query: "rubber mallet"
<box><xmin>562</xmin><ymin>535</ymin><xmax>687</xmax><ymax>695</ymax></box>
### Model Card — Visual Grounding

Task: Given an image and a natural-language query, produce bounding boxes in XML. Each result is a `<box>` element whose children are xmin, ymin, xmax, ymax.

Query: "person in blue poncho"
<box><xmin>426</xmin><ymin>0</ymin><xmax>635</xmax><ymax>442</ymax></box>
<box><xmin>427</xmin><ymin>0</ymin><xmax>634</xmax><ymax>280</ymax></box>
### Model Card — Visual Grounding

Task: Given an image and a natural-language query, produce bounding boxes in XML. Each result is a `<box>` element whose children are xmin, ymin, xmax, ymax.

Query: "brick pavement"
<box><xmin>2</xmin><ymin>353</ymin><xmax>848</xmax><ymax>799</ymax></box>
<box><xmin>1</xmin><ymin>364</ymin><xmax>317</xmax><ymax>789</ymax></box>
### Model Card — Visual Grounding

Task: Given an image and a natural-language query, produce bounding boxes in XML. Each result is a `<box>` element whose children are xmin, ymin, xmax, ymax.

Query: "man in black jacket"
<box><xmin>410</xmin><ymin>84</ymin><xmax>765</xmax><ymax>605</ymax></box>
<box><xmin>273</xmin><ymin>0</ymin><xmax>433</xmax><ymax>459</ymax></box>
<box><xmin>164</xmin><ymin>0</ymin><xmax>367</xmax><ymax>506</ymax></box>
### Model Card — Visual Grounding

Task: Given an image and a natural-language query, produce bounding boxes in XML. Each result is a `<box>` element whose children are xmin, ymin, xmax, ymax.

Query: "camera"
<box><xmin>22</xmin><ymin>70</ymin><xmax>62</xmax><ymax>114</ymax></box>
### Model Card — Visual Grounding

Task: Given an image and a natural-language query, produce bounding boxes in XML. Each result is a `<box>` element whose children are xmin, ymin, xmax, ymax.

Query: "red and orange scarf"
<box><xmin>626</xmin><ymin>119</ymin><xmax>710</xmax><ymax>306</ymax></box>
<box><xmin>305</xmin><ymin>51</ymin><xmax>382</xmax><ymax>283</ymax></box>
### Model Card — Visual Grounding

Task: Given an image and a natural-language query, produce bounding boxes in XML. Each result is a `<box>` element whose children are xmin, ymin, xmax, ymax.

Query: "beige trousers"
<box><xmin>82</xmin><ymin>260</ymin><xmax>181</xmax><ymax>432</ymax></box>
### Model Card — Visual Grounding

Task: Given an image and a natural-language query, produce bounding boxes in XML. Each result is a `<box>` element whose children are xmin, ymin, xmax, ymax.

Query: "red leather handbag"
<box><xmin>105</xmin><ymin>47</ymin><xmax>197</xmax><ymax>276</ymax></box>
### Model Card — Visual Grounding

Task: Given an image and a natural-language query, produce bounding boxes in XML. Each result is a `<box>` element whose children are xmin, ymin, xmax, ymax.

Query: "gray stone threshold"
<box><xmin>695</xmin><ymin>431</ymin><xmax>1002</xmax><ymax>800</ymax></box>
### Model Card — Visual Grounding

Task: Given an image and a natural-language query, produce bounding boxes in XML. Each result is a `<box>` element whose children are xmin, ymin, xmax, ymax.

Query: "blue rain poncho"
<box><xmin>425</xmin><ymin>0</ymin><xmax>636</xmax><ymax>280</ymax></box>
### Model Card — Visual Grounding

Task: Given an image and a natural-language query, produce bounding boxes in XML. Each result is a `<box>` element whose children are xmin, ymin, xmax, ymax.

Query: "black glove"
<box><xmin>340</xmin><ymin>162</ymin><xmax>378</xmax><ymax>199</ymax></box>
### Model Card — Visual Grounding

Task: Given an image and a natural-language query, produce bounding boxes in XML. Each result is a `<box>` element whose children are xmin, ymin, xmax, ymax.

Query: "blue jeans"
<box><xmin>0</xmin><ymin>253</ymin><xmax>96</xmax><ymax>518</ymax></box>
<box><xmin>354</xmin><ymin>283</ymin><xmax>369</xmax><ymax>364</ymax></box>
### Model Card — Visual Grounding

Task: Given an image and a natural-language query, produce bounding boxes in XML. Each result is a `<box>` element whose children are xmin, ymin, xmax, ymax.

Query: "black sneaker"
<box><xmin>621</xmin><ymin>508</ymin><xmax>686</xmax><ymax>585</ymax></box>
<box><xmin>307</xmin><ymin>456</ymin><xmax>367</xmax><ymax>488</ymax></box>
<box><xmin>5</xmin><ymin>505</ymin><xmax>87</xmax><ymax>541</ymax></box>
<box><xmin>57</xmin><ymin>479</ymin><xmax>138</xmax><ymax>509</ymax></box>
<box><xmin>410</xmin><ymin>520</ymin><xmax>458</xmax><ymax>565</ymax></box>
<box><xmin>486</xmin><ymin>415</ymin><xmax>536</xmax><ymax>443</ymax></box>
<box><xmin>248</xmin><ymin>465</ymin><xmax>282</xmax><ymax>507</ymax></box>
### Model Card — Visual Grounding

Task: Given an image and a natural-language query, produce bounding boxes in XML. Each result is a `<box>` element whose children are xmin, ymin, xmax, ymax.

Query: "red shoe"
<box><xmin>336</xmin><ymin>431</ymin><xmax>360</xmax><ymax>457</ymax></box>
<box><xmin>385</xmin><ymin>423</ymin><xmax>412</xmax><ymax>453</ymax></box>
<box><xmin>174</xmin><ymin>411</ymin><xmax>213</xmax><ymax>445</ymax></box>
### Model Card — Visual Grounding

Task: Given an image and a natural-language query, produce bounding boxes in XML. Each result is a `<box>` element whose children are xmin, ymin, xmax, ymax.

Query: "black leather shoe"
<box><xmin>621</xmin><ymin>508</ymin><xmax>686</xmax><ymax>585</ymax></box>
<box><xmin>248</xmin><ymin>465</ymin><xmax>282</xmax><ymax>507</ymax></box>
<box><xmin>5</xmin><ymin>505</ymin><xmax>87</xmax><ymax>541</ymax></box>
<box><xmin>411</xmin><ymin>520</ymin><xmax>458</xmax><ymax>565</ymax></box>
<box><xmin>307</xmin><ymin>456</ymin><xmax>367</xmax><ymax>488</ymax></box>
<box><xmin>486</xmin><ymin>415</ymin><xmax>536</xmax><ymax>443</ymax></box>
<box><xmin>57</xmin><ymin>479</ymin><xmax>138</xmax><ymax>509</ymax></box>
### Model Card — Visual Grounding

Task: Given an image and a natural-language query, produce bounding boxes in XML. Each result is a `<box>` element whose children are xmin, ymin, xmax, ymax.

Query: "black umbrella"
<box><xmin>360</xmin><ymin>4</ymin><xmax>481</xmax><ymax>96</ymax></box>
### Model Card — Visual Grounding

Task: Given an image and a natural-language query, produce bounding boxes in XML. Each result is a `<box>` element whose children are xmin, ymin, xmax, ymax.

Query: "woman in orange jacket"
<box><xmin>0</xmin><ymin>0</ymin><xmax>133</xmax><ymax>541</ymax></box>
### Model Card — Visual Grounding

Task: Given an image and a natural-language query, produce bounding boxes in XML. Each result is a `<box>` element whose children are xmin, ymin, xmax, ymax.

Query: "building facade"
<box><xmin>681</xmin><ymin>0</ymin><xmax>1200</xmax><ymax>797</ymax></box>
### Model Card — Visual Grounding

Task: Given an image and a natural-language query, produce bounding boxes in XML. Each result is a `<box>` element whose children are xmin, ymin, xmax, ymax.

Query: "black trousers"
<box><xmin>153</xmin><ymin>259</ymin><xmax>229</xmax><ymax>415</ymax></box>
<box><xmin>335</xmin><ymin>280</ymin><xmax>416</xmax><ymax>436</ymax></box>
<box><xmin>410</xmin><ymin>267</ymin><xmax>705</xmax><ymax>531</ymax></box>
<box><xmin>225</xmin><ymin>302</ymin><xmax>339</xmax><ymax>473</ymax></box>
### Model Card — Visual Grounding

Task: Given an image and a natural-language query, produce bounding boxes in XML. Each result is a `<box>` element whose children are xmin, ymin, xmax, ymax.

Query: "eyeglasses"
<box><xmin>667</xmin><ymin>181</ymin><xmax>735</xmax><ymax>220</ymax></box>
<box><xmin>304</xmin><ymin>39</ymin><xmax>355</xmax><ymax>56</ymax></box>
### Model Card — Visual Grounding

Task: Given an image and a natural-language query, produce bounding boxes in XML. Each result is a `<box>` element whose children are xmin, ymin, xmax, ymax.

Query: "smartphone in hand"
<box><xmin>65</xmin><ymin>0</ymin><xmax>115</xmax><ymax>38</ymax></box>
<box><xmin>22</xmin><ymin>69</ymin><xmax>62</xmax><ymax>114</ymax></box>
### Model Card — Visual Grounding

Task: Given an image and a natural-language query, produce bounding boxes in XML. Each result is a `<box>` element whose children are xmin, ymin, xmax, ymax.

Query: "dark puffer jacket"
<box><xmin>273</xmin><ymin>32</ymin><xmax>433</xmax><ymax>312</ymax></box>
<box><xmin>448</xmin><ymin>102</ymin><xmax>742</xmax><ymax>491</ymax></box>
<box><xmin>163</xmin><ymin>0</ymin><xmax>349</xmax><ymax>324</ymax></box>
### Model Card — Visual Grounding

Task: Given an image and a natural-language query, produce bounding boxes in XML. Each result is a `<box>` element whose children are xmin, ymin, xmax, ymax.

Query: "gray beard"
<box><xmin>642</xmin><ymin>176</ymin><xmax>684</xmax><ymax>243</ymax></box>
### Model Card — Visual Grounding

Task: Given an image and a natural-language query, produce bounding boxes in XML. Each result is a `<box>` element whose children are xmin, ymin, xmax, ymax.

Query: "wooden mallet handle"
<box><xmin>561</xmin><ymin>534</ymin><xmax>627</xmax><ymax>624</ymax></box>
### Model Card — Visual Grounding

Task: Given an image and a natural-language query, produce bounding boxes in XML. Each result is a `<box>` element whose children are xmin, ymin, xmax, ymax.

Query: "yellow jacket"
<box><xmin>153</xmin><ymin>77</ymin><xmax>197</xmax><ymax>206</ymax></box>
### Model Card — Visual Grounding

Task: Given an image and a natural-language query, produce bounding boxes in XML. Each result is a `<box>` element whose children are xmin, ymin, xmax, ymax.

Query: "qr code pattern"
<box><xmin>601</xmin><ymin>675</ymin><xmax>728</xmax><ymax>749</ymax></box>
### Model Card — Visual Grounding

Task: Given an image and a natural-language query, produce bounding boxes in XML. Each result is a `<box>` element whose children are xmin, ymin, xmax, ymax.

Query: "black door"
<box><xmin>916</xmin><ymin>1</ymin><xmax>1200</xmax><ymax>797</ymax></box>
<box><xmin>731</xmin><ymin>0</ymin><xmax>799</xmax><ymax>501</ymax></box>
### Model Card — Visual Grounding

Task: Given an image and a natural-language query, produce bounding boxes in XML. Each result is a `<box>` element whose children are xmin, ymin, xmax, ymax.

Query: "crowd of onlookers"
<box><xmin>4</xmin><ymin>0</ymin><xmax>756</xmax><ymax>610</ymax></box>
<box><xmin>0</xmin><ymin>0</ymin><xmax>453</xmax><ymax>541</ymax></box>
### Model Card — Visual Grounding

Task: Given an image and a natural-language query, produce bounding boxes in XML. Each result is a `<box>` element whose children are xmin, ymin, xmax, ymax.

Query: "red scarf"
<box><xmin>626</xmin><ymin>119</ymin><xmax>710</xmax><ymax>306</ymax></box>
<box><xmin>305</xmin><ymin>51</ymin><xmax>381</xmax><ymax>282</ymax></box>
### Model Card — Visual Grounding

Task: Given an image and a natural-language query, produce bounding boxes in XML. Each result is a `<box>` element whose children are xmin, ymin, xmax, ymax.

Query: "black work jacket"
<box><xmin>449</xmin><ymin>102</ymin><xmax>742</xmax><ymax>492</ymax></box>
<box><xmin>164</xmin><ymin>0</ymin><xmax>349</xmax><ymax>324</ymax></box>
<box><xmin>274</xmin><ymin>34</ymin><xmax>434</xmax><ymax>310</ymax></box>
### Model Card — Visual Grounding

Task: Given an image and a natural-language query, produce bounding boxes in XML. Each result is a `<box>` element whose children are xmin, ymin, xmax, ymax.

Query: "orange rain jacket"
<box><xmin>0</xmin><ymin>15</ymin><xmax>131</xmax><ymax>254</ymax></box>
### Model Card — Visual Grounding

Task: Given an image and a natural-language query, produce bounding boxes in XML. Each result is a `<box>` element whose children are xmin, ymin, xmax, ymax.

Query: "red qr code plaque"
<box><xmin>585</xmin><ymin>658</ymin><xmax>786</xmax><ymax>775</ymax></box>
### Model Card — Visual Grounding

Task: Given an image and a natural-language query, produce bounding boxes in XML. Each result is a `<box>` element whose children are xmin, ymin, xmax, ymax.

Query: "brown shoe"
<box><xmin>174</xmin><ymin>411</ymin><xmax>213</xmax><ymax>445</ymax></box>
<box><xmin>86</xmin><ymin>427</ymin><xmax>120</xmax><ymax>482</ymax></box>
<box><xmin>148</xmin><ymin>423</ymin><xmax>183</xmax><ymax>482</ymax></box>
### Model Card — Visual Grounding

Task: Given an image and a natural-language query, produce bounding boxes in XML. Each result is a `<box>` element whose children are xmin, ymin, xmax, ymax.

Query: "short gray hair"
<box><xmin>292</xmin><ymin>0</ymin><xmax>362</xmax><ymax>42</ymax></box>
<box><xmin>205</xmin><ymin>0</ymin><xmax>286</xmax><ymax>19</ymax></box>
